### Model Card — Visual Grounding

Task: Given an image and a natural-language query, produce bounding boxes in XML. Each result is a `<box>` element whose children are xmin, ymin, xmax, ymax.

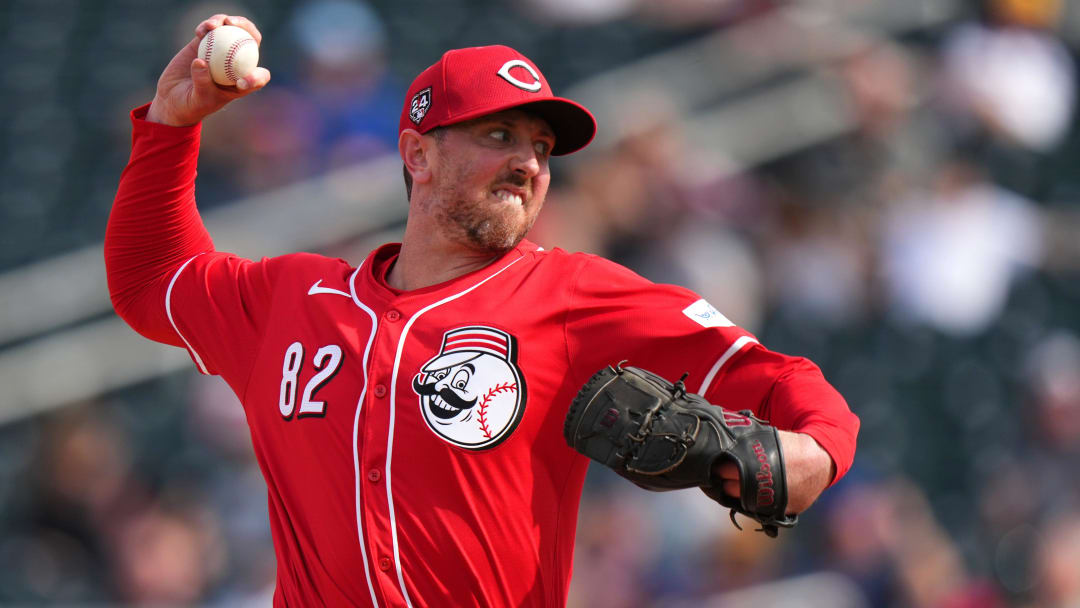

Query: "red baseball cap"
<box><xmin>399</xmin><ymin>45</ymin><xmax>596</xmax><ymax>156</ymax></box>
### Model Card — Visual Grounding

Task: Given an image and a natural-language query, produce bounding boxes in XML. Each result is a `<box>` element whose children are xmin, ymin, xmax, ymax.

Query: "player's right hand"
<box><xmin>146</xmin><ymin>14</ymin><xmax>271</xmax><ymax>127</ymax></box>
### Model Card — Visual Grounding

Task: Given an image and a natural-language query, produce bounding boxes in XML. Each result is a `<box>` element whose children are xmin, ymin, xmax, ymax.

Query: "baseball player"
<box><xmin>106</xmin><ymin>15</ymin><xmax>859</xmax><ymax>607</ymax></box>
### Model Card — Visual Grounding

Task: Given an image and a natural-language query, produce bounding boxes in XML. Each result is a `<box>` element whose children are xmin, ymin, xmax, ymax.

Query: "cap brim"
<box><xmin>516</xmin><ymin>98</ymin><xmax>597</xmax><ymax>156</ymax></box>
<box><xmin>430</xmin><ymin>96</ymin><xmax>597</xmax><ymax>156</ymax></box>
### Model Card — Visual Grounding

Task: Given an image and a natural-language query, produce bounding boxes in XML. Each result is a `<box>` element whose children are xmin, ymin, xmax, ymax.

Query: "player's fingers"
<box><xmin>190</xmin><ymin>57</ymin><xmax>218</xmax><ymax>91</ymax></box>
<box><xmin>236</xmin><ymin>66</ymin><xmax>271</xmax><ymax>92</ymax></box>
<box><xmin>713</xmin><ymin>460</ymin><xmax>741</xmax><ymax>497</ymax></box>
<box><xmin>224</xmin><ymin>15</ymin><xmax>262</xmax><ymax>45</ymax></box>
<box><xmin>714</xmin><ymin>460</ymin><xmax>739</xmax><ymax>481</ymax></box>
<box><xmin>194</xmin><ymin>14</ymin><xmax>230</xmax><ymax>39</ymax></box>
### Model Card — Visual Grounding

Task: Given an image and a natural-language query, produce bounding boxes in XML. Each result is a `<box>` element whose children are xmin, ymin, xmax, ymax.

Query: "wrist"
<box><xmin>146</xmin><ymin>97</ymin><xmax>199</xmax><ymax>127</ymax></box>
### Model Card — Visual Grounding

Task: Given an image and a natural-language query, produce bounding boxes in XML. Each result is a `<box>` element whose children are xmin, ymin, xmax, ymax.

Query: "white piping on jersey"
<box><xmin>165</xmin><ymin>254</ymin><xmax>210</xmax><ymax>375</ymax></box>
<box><xmin>347</xmin><ymin>263</ymin><xmax>382</xmax><ymax>608</ymax></box>
<box><xmin>696</xmin><ymin>335</ymin><xmax>758</xmax><ymax>395</ymax></box>
<box><xmin>384</xmin><ymin>256</ymin><xmax>525</xmax><ymax>608</ymax></box>
<box><xmin>308</xmin><ymin>279</ymin><xmax>352</xmax><ymax>298</ymax></box>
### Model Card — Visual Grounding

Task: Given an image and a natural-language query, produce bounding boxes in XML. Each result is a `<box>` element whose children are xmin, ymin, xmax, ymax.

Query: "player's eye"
<box><xmin>489</xmin><ymin>129</ymin><xmax>510</xmax><ymax>143</ymax></box>
<box><xmin>451</xmin><ymin>369</ymin><xmax>470</xmax><ymax>389</ymax></box>
<box><xmin>534</xmin><ymin>141</ymin><xmax>551</xmax><ymax>157</ymax></box>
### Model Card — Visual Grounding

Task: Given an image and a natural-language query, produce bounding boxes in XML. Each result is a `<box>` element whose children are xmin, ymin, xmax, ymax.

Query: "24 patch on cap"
<box><xmin>409</xmin><ymin>87</ymin><xmax>432</xmax><ymax>125</ymax></box>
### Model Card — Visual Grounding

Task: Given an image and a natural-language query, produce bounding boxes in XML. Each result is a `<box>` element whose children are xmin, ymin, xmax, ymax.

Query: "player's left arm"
<box><xmin>561</xmin><ymin>253</ymin><xmax>858</xmax><ymax>513</ymax></box>
<box><xmin>706</xmin><ymin>345</ymin><xmax>858</xmax><ymax>514</ymax></box>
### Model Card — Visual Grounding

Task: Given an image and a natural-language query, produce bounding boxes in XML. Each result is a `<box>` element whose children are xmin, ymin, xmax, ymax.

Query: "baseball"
<box><xmin>197</xmin><ymin>25</ymin><xmax>259</xmax><ymax>86</ymax></box>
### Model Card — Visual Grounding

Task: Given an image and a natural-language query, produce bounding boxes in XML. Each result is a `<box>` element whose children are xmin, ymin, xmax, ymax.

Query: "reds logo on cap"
<box><xmin>412</xmin><ymin>326</ymin><xmax>527</xmax><ymax>450</ymax></box>
<box><xmin>497</xmin><ymin>60</ymin><xmax>542</xmax><ymax>92</ymax></box>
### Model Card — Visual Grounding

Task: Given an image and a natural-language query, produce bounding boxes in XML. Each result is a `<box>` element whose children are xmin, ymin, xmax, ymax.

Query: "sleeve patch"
<box><xmin>682</xmin><ymin>298</ymin><xmax>734</xmax><ymax>328</ymax></box>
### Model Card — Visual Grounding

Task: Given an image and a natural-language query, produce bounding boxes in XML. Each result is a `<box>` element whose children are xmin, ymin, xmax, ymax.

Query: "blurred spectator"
<box><xmin>199</xmin><ymin>0</ymin><xmax>402</xmax><ymax>196</ymax></box>
<box><xmin>520</xmin><ymin>0</ymin><xmax>638</xmax><ymax>25</ymax></box>
<box><xmin>976</xmin><ymin>330</ymin><xmax>1080</xmax><ymax>601</ymax></box>
<box><xmin>287</xmin><ymin>0</ymin><xmax>401</xmax><ymax>167</ymax></box>
<box><xmin>939</xmin><ymin>0</ymin><xmax>1076</xmax><ymax>154</ymax></box>
<box><xmin>822</xmin><ymin>479</ymin><xmax>898</xmax><ymax>606</ymax></box>
<box><xmin>111</xmin><ymin>497</ymin><xmax>226</xmax><ymax>604</ymax></box>
<box><xmin>764</xmin><ymin>202</ymin><xmax>869</xmax><ymax>328</ymax></box>
<box><xmin>822</xmin><ymin>477</ymin><xmax>1005</xmax><ymax>608</ymax></box>
<box><xmin>1024</xmin><ymin>330</ymin><xmax>1080</xmax><ymax>456</ymax></box>
<box><xmin>187</xmin><ymin>373</ymin><xmax>277</xmax><ymax>600</ymax></box>
<box><xmin>1031</xmin><ymin>511</ymin><xmax>1080</xmax><ymax>607</ymax></box>
<box><xmin>7</xmin><ymin>405</ymin><xmax>141</xmax><ymax>602</ymax></box>
<box><xmin>567</xmin><ymin>483</ymin><xmax>658</xmax><ymax>608</ymax></box>
<box><xmin>634</xmin><ymin>0</ymin><xmax>778</xmax><ymax>29</ymax></box>
<box><xmin>520</xmin><ymin>0</ymin><xmax>777</xmax><ymax>28</ymax></box>
<box><xmin>757</xmin><ymin>39</ymin><xmax>933</xmax><ymax>327</ymax></box>
<box><xmin>677</xmin><ymin>571</ymin><xmax>869</xmax><ymax>608</ymax></box>
<box><xmin>3</xmin><ymin>393</ymin><xmax>265</xmax><ymax>605</ymax></box>
<box><xmin>837</xmin><ymin>37</ymin><xmax>944</xmax><ymax>188</ymax></box>
<box><xmin>879</xmin><ymin>157</ymin><xmax>1043</xmax><ymax>336</ymax></box>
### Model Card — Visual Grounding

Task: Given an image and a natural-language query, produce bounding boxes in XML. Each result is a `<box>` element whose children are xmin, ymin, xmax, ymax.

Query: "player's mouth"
<box><xmin>493</xmin><ymin>188</ymin><xmax>526</xmax><ymax>206</ymax></box>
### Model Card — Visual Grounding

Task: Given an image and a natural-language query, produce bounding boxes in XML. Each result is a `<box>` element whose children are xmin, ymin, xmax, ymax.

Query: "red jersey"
<box><xmin>106</xmin><ymin>106</ymin><xmax>859</xmax><ymax>607</ymax></box>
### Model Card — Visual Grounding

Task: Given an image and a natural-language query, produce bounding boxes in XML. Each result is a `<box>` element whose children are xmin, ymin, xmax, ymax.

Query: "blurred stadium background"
<box><xmin>3</xmin><ymin>0</ymin><xmax>1080</xmax><ymax>605</ymax></box>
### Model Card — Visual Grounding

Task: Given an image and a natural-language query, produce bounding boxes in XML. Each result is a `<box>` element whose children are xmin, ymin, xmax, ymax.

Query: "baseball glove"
<box><xmin>564</xmin><ymin>363</ymin><xmax>798</xmax><ymax>537</ymax></box>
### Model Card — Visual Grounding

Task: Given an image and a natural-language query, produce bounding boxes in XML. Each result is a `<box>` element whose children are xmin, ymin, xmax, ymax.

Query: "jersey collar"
<box><xmin>356</xmin><ymin>240</ymin><xmax>540</xmax><ymax>304</ymax></box>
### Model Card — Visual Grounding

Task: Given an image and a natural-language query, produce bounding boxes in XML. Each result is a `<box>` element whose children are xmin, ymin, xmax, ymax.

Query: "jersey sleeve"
<box><xmin>563</xmin><ymin>255</ymin><xmax>758</xmax><ymax>392</ymax></box>
<box><xmin>106</xmin><ymin>104</ymin><xmax>213</xmax><ymax>348</ymax></box>
<box><xmin>157</xmin><ymin>252</ymin><xmax>279</xmax><ymax>380</ymax></box>
<box><xmin>564</xmin><ymin>254</ymin><xmax>858</xmax><ymax>484</ymax></box>
<box><xmin>705</xmin><ymin>344</ymin><xmax>859</xmax><ymax>484</ymax></box>
<box><xmin>106</xmin><ymin>104</ymin><xmax>279</xmax><ymax>386</ymax></box>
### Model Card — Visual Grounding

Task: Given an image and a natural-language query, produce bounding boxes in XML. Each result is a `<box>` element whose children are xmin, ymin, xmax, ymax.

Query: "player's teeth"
<box><xmin>496</xmin><ymin>190</ymin><xmax>522</xmax><ymax>205</ymax></box>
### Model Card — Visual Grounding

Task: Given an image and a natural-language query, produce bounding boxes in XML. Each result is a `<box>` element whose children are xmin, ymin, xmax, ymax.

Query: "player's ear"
<box><xmin>399</xmin><ymin>129</ymin><xmax>433</xmax><ymax>186</ymax></box>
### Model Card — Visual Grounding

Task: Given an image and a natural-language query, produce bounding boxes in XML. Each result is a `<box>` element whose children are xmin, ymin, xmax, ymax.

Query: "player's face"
<box><xmin>426</xmin><ymin>110</ymin><xmax>554</xmax><ymax>254</ymax></box>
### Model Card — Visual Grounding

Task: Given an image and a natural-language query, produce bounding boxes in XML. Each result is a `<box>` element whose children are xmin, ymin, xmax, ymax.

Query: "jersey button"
<box><xmin>373</xmin><ymin>384</ymin><xmax>387</xmax><ymax>398</ymax></box>
<box><xmin>385</xmin><ymin>310</ymin><xmax>401</xmax><ymax>322</ymax></box>
<box><xmin>367</xmin><ymin>468</ymin><xmax>381</xmax><ymax>483</ymax></box>
<box><xmin>379</xmin><ymin>556</ymin><xmax>392</xmax><ymax>571</ymax></box>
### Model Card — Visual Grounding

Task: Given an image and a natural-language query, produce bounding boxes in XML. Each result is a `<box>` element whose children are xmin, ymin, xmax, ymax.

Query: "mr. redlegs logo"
<box><xmin>752</xmin><ymin>440</ymin><xmax>775</xmax><ymax>507</ymax></box>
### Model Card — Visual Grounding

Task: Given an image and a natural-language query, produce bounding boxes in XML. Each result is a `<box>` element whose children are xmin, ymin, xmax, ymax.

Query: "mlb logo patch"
<box><xmin>682</xmin><ymin>298</ymin><xmax>734</xmax><ymax>328</ymax></box>
<box><xmin>410</xmin><ymin>87</ymin><xmax>432</xmax><ymax>125</ymax></box>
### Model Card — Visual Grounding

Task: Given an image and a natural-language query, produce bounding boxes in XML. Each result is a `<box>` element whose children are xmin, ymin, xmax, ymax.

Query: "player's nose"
<box><xmin>509</xmin><ymin>145</ymin><xmax>541</xmax><ymax>179</ymax></box>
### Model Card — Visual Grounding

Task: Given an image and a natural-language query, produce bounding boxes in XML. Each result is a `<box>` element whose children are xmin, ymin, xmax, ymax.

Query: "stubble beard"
<box><xmin>436</xmin><ymin>174</ymin><xmax>539</xmax><ymax>255</ymax></box>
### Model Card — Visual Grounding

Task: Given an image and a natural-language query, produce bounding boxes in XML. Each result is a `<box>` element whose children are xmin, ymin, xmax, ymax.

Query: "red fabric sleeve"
<box><xmin>105</xmin><ymin>104</ymin><xmax>286</xmax><ymax>384</ymax></box>
<box><xmin>105</xmin><ymin>103</ymin><xmax>214</xmax><ymax>346</ymax></box>
<box><xmin>704</xmin><ymin>345</ymin><xmax>859</xmax><ymax>485</ymax></box>
<box><xmin>564</xmin><ymin>255</ymin><xmax>759</xmax><ymax>392</ymax></box>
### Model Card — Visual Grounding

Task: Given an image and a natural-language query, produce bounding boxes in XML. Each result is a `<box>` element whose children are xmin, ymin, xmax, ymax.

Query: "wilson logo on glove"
<box><xmin>752</xmin><ymin>440</ymin><xmax>775</xmax><ymax>507</ymax></box>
